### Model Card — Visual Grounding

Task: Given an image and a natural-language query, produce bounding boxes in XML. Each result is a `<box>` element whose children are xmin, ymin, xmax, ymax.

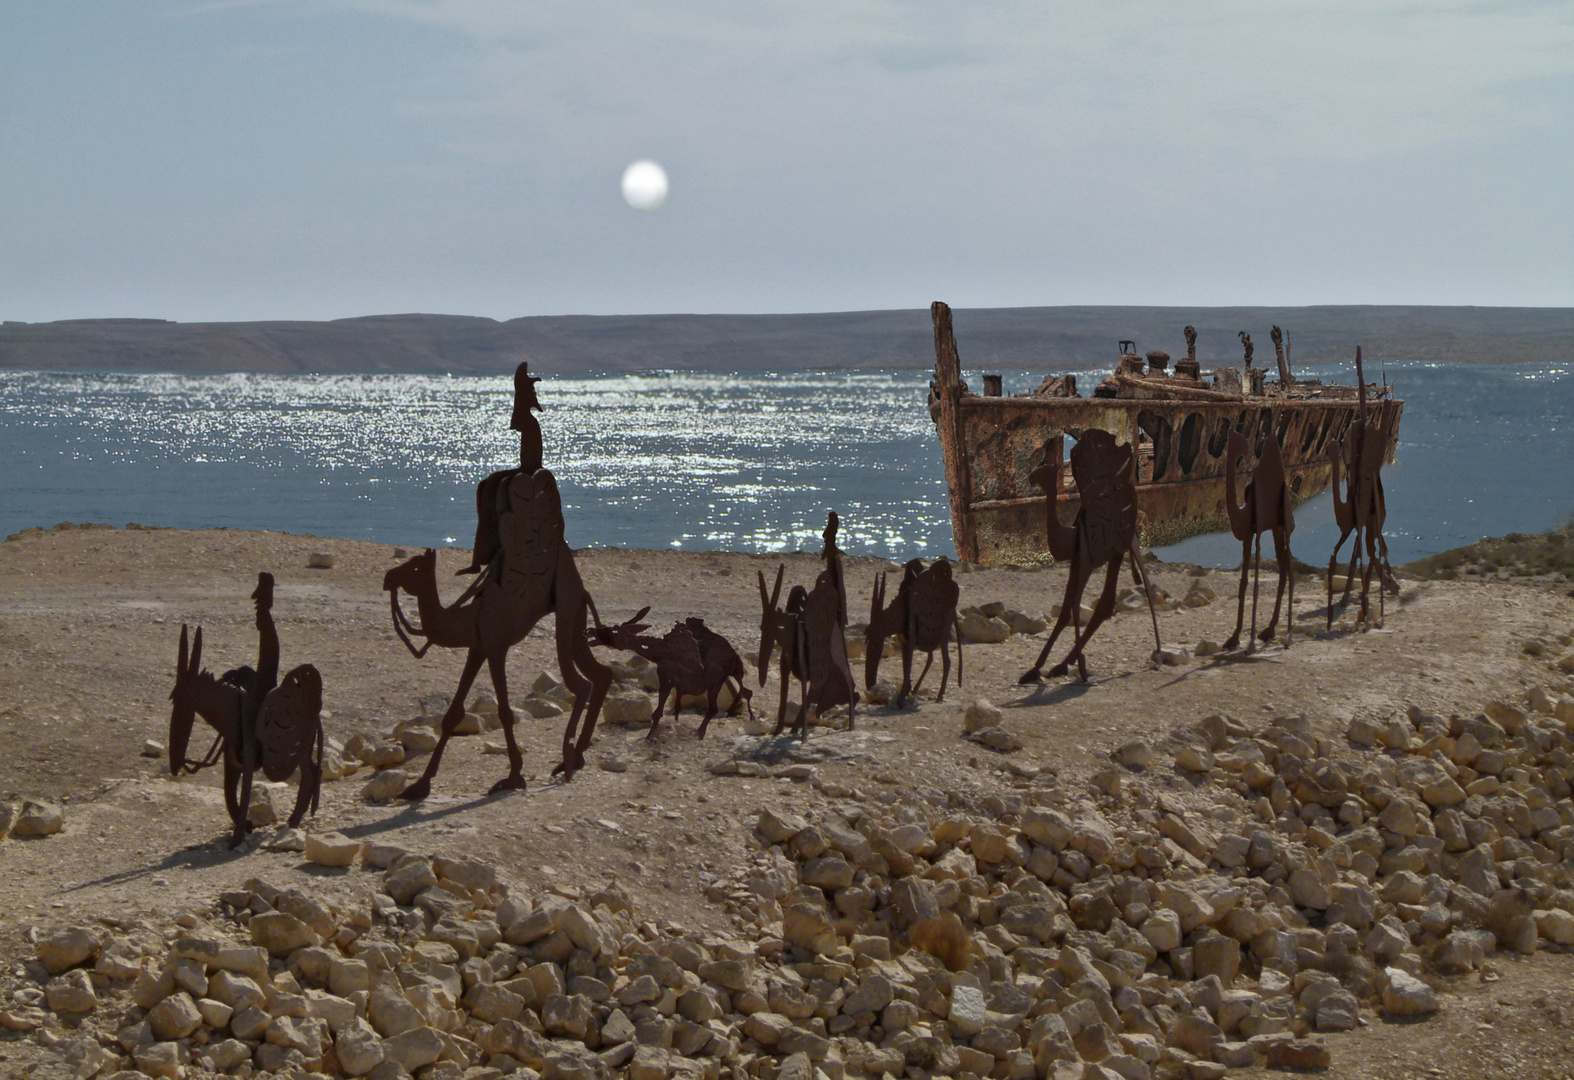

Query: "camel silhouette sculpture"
<box><xmin>1018</xmin><ymin>429</ymin><xmax>1163</xmax><ymax>683</ymax></box>
<box><xmin>1327</xmin><ymin>346</ymin><xmax>1398</xmax><ymax>630</ymax></box>
<box><xmin>758</xmin><ymin>512</ymin><xmax>858</xmax><ymax>739</ymax></box>
<box><xmin>865</xmin><ymin>557</ymin><xmax>962</xmax><ymax>706</ymax></box>
<box><xmin>384</xmin><ymin>362</ymin><xmax>610</xmax><ymax>796</ymax></box>
<box><xmin>1222</xmin><ymin>429</ymin><xmax>1295</xmax><ymax>652</ymax></box>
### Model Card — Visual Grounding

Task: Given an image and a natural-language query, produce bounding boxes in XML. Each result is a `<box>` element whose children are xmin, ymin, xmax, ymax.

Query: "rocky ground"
<box><xmin>2</xmin><ymin>524</ymin><xmax>1574</xmax><ymax>1080</ymax></box>
<box><xmin>1401</xmin><ymin>525</ymin><xmax>1574</xmax><ymax>590</ymax></box>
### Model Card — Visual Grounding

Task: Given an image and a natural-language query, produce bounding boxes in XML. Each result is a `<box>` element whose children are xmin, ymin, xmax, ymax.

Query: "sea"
<box><xmin>1</xmin><ymin>362</ymin><xmax>1569</xmax><ymax>567</ymax></box>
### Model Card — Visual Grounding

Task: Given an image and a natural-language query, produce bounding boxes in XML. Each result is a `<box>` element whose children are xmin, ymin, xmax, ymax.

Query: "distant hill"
<box><xmin>2</xmin><ymin>305</ymin><xmax>1570</xmax><ymax>373</ymax></box>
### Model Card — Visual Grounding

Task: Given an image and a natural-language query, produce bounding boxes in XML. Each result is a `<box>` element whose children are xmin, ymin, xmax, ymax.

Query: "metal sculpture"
<box><xmin>1223</xmin><ymin>429</ymin><xmax>1295</xmax><ymax>651</ymax></box>
<box><xmin>1183</xmin><ymin>325</ymin><xmax>1197</xmax><ymax>363</ymax></box>
<box><xmin>1270</xmin><ymin>325</ymin><xmax>1295</xmax><ymax>385</ymax></box>
<box><xmin>1119</xmin><ymin>339</ymin><xmax>1136</xmax><ymax>355</ymax></box>
<box><xmin>1327</xmin><ymin>347</ymin><xmax>1398</xmax><ymax>630</ymax></box>
<box><xmin>1238</xmin><ymin>331</ymin><xmax>1254</xmax><ymax>367</ymax></box>
<box><xmin>168</xmin><ymin>574</ymin><xmax>324</xmax><ymax>847</ymax></box>
<box><xmin>384</xmin><ymin>362</ymin><xmax>611</xmax><ymax>795</ymax></box>
<box><xmin>866</xmin><ymin>557</ymin><xmax>963</xmax><ymax>705</ymax></box>
<box><xmin>758</xmin><ymin>512</ymin><xmax>859</xmax><ymax>739</ymax></box>
<box><xmin>1019</xmin><ymin>430</ymin><xmax>1164</xmax><ymax>683</ymax></box>
<box><xmin>592</xmin><ymin>610</ymin><xmax>754</xmax><ymax>739</ymax></box>
<box><xmin>757</xmin><ymin>568</ymin><xmax>810</xmax><ymax>729</ymax></box>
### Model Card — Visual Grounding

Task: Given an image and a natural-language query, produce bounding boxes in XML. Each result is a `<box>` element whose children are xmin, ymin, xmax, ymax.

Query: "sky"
<box><xmin>2</xmin><ymin>1</ymin><xmax>1571</xmax><ymax>322</ymax></box>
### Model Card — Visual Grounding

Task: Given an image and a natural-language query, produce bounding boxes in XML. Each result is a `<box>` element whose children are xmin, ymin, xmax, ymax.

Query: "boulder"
<box><xmin>11</xmin><ymin>798</ymin><xmax>64</xmax><ymax>837</ymax></box>
<box><xmin>1381</xmin><ymin>968</ymin><xmax>1438</xmax><ymax>1016</ymax></box>
<box><xmin>305</xmin><ymin>831</ymin><xmax>363</xmax><ymax>867</ymax></box>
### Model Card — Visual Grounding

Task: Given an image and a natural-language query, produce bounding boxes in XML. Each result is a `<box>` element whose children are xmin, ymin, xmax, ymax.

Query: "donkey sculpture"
<box><xmin>1223</xmin><ymin>429</ymin><xmax>1295</xmax><ymax>651</ymax></box>
<box><xmin>866</xmin><ymin>557</ymin><xmax>963</xmax><ymax>705</ymax></box>
<box><xmin>1019</xmin><ymin>430</ymin><xmax>1163</xmax><ymax>683</ymax></box>
<box><xmin>1327</xmin><ymin>347</ymin><xmax>1398</xmax><ymax>631</ymax></box>
<box><xmin>757</xmin><ymin>568</ymin><xmax>810</xmax><ymax>729</ymax></box>
<box><xmin>591</xmin><ymin>609</ymin><xmax>754</xmax><ymax>739</ymax></box>
<box><xmin>168</xmin><ymin>576</ymin><xmax>324</xmax><ymax>847</ymax></box>
<box><xmin>758</xmin><ymin>512</ymin><xmax>859</xmax><ymax>739</ymax></box>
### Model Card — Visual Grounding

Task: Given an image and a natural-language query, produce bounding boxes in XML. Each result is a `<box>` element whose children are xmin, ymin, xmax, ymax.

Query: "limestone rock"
<box><xmin>249</xmin><ymin>912</ymin><xmax>322</xmax><ymax>956</ymax></box>
<box><xmin>964</xmin><ymin>699</ymin><xmax>1004</xmax><ymax>733</ymax></box>
<box><xmin>147</xmin><ymin>992</ymin><xmax>203</xmax><ymax>1040</ymax></box>
<box><xmin>1381</xmin><ymin>968</ymin><xmax>1438</xmax><ymax>1016</ymax></box>
<box><xmin>37</xmin><ymin>928</ymin><xmax>99</xmax><ymax>974</ymax></box>
<box><xmin>45</xmin><ymin>970</ymin><xmax>98</xmax><ymax>1014</ymax></box>
<box><xmin>305</xmin><ymin>831</ymin><xmax>363</xmax><ymax>867</ymax></box>
<box><xmin>361</xmin><ymin>768</ymin><xmax>407</xmax><ymax>803</ymax></box>
<box><xmin>12</xmin><ymin>798</ymin><xmax>64</xmax><ymax>837</ymax></box>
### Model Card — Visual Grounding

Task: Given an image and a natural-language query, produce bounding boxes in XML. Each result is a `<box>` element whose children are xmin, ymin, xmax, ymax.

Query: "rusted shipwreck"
<box><xmin>928</xmin><ymin>302</ymin><xmax>1403</xmax><ymax>566</ymax></box>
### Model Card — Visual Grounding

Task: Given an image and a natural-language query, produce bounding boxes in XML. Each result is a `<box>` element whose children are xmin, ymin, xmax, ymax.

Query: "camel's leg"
<box><xmin>1129</xmin><ymin>543</ymin><xmax>1164</xmax><ymax>658</ymax></box>
<box><xmin>556</xmin><ymin>604</ymin><xmax>612</xmax><ymax>779</ymax></box>
<box><xmin>234</xmin><ymin>760</ymin><xmax>255</xmax><ymax>846</ymax></box>
<box><xmin>937</xmin><ymin>647</ymin><xmax>951</xmax><ymax>703</ymax></box>
<box><xmin>1247</xmin><ymin>531</ymin><xmax>1264</xmax><ymax>655</ymax></box>
<box><xmin>1057</xmin><ymin>557</ymin><xmax>1122</xmax><ymax>681</ymax></box>
<box><xmin>954</xmin><ymin>621</ymin><xmax>963</xmax><ymax>690</ymax></box>
<box><xmin>790</xmin><ymin>693</ymin><xmax>811</xmax><ymax>741</ymax></box>
<box><xmin>1025</xmin><ymin>556</ymin><xmax>1089</xmax><ymax>682</ymax></box>
<box><xmin>1261</xmin><ymin>528</ymin><xmax>1290</xmax><ymax>643</ymax></box>
<box><xmin>1341</xmin><ymin>528</ymin><xmax>1364</xmax><ymax>605</ymax></box>
<box><xmin>401</xmin><ymin>648</ymin><xmax>485</xmax><ymax>800</ymax></box>
<box><xmin>899</xmin><ymin>639</ymin><xmax>915</xmax><ymax>705</ymax></box>
<box><xmin>912</xmin><ymin>653</ymin><xmax>935</xmax><ymax>696</ymax></box>
<box><xmin>1048</xmin><ymin>559</ymin><xmax>1096</xmax><ymax>679</ymax></box>
<box><xmin>1225</xmin><ymin>537</ymin><xmax>1251</xmax><ymax>650</ymax></box>
<box><xmin>1326</xmin><ymin>528</ymin><xmax>1351</xmax><ymax>631</ymax></box>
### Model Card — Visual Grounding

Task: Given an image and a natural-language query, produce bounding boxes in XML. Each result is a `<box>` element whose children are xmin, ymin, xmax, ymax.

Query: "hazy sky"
<box><xmin>3</xmin><ymin>1</ymin><xmax>1571</xmax><ymax>321</ymax></box>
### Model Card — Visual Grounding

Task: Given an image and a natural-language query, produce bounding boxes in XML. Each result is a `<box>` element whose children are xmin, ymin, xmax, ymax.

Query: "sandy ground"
<box><xmin>2</xmin><ymin>523</ymin><xmax>1574</xmax><ymax>1078</ymax></box>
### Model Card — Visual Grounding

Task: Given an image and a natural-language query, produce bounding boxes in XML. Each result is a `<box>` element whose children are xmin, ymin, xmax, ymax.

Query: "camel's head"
<box><xmin>590</xmin><ymin>606</ymin><xmax>651</xmax><ymax>650</ymax></box>
<box><xmin>383</xmin><ymin>548</ymin><xmax>437</xmax><ymax>595</ymax></box>
<box><xmin>168</xmin><ymin>624</ymin><xmax>203</xmax><ymax>776</ymax></box>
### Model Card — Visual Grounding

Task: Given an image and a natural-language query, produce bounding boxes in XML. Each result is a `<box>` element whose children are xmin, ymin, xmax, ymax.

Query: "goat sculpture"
<box><xmin>592</xmin><ymin>608</ymin><xmax>754</xmax><ymax>739</ymax></box>
<box><xmin>1019</xmin><ymin>430</ymin><xmax>1163</xmax><ymax>683</ymax></box>
<box><xmin>757</xmin><ymin>567</ymin><xmax>809</xmax><ymax>729</ymax></box>
<box><xmin>1222</xmin><ymin>429</ymin><xmax>1295</xmax><ymax>651</ymax></box>
<box><xmin>168</xmin><ymin>574</ymin><xmax>323</xmax><ymax>846</ymax></box>
<box><xmin>866</xmin><ymin>557</ymin><xmax>962</xmax><ymax>705</ymax></box>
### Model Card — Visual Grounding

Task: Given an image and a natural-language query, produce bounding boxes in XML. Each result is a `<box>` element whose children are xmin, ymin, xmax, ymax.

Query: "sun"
<box><xmin>621</xmin><ymin>160</ymin><xmax>669</xmax><ymax>212</ymax></box>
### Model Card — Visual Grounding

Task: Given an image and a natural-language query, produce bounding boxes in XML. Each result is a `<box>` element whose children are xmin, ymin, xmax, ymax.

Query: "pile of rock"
<box><xmin>955</xmin><ymin>605</ymin><xmax>1048</xmax><ymax>646</ymax></box>
<box><xmin>0</xmin><ymin>796</ymin><xmax>64</xmax><ymax>841</ymax></box>
<box><xmin>10</xmin><ymin>678</ymin><xmax>1574</xmax><ymax>1080</ymax></box>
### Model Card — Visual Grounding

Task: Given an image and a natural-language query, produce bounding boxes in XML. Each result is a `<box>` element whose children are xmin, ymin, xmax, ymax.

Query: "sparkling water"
<box><xmin>1</xmin><ymin>363</ymin><xmax>1568</xmax><ymax>565</ymax></box>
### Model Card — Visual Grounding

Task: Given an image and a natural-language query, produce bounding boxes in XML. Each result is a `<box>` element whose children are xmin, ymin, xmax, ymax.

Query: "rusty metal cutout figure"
<box><xmin>1184</xmin><ymin>325</ymin><xmax>1198</xmax><ymax>364</ymax></box>
<box><xmin>1223</xmin><ymin>429</ymin><xmax>1295</xmax><ymax>652</ymax></box>
<box><xmin>866</xmin><ymin>557</ymin><xmax>963</xmax><ymax>706</ymax></box>
<box><xmin>1239</xmin><ymin>331</ymin><xmax>1254</xmax><ymax>367</ymax></box>
<box><xmin>1019</xmin><ymin>430</ymin><xmax>1164</xmax><ymax>683</ymax></box>
<box><xmin>168</xmin><ymin>574</ymin><xmax>324</xmax><ymax>847</ymax></box>
<box><xmin>1270</xmin><ymin>325</ymin><xmax>1295</xmax><ymax>385</ymax></box>
<box><xmin>1327</xmin><ymin>346</ymin><xmax>1398</xmax><ymax>630</ymax></box>
<box><xmin>759</xmin><ymin>512</ymin><xmax>859</xmax><ymax>739</ymax></box>
<box><xmin>758</xmin><ymin>568</ymin><xmax>809</xmax><ymax>729</ymax></box>
<box><xmin>384</xmin><ymin>362</ymin><xmax>611</xmax><ymax>795</ymax></box>
<box><xmin>592</xmin><ymin>609</ymin><xmax>755</xmax><ymax>739</ymax></box>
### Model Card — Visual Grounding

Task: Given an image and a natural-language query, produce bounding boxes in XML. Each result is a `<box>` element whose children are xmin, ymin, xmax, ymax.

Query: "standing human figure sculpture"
<box><xmin>384</xmin><ymin>362</ymin><xmax>612</xmax><ymax>795</ymax></box>
<box><xmin>1222</xmin><ymin>430</ymin><xmax>1295</xmax><ymax>652</ymax></box>
<box><xmin>1183</xmin><ymin>326</ymin><xmax>1197</xmax><ymax>364</ymax></box>
<box><xmin>1238</xmin><ymin>331</ymin><xmax>1254</xmax><ymax>367</ymax></box>
<box><xmin>1018</xmin><ymin>430</ymin><xmax>1163</xmax><ymax>683</ymax></box>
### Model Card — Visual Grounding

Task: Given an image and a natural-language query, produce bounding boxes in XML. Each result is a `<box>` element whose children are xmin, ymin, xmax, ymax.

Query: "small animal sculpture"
<box><xmin>865</xmin><ymin>557</ymin><xmax>963</xmax><ymax>705</ymax></box>
<box><xmin>1222</xmin><ymin>429</ymin><xmax>1295</xmax><ymax>651</ymax></box>
<box><xmin>592</xmin><ymin>609</ymin><xmax>754</xmax><ymax>739</ymax></box>
<box><xmin>1327</xmin><ymin>346</ymin><xmax>1397</xmax><ymax>630</ymax></box>
<box><xmin>1239</xmin><ymin>331</ymin><xmax>1254</xmax><ymax>367</ymax></box>
<box><xmin>757</xmin><ymin>567</ymin><xmax>810</xmax><ymax>728</ymax></box>
<box><xmin>1019</xmin><ymin>430</ymin><xmax>1163</xmax><ymax>683</ymax></box>
<box><xmin>383</xmin><ymin>362</ymin><xmax>611</xmax><ymax>795</ymax></box>
<box><xmin>168</xmin><ymin>576</ymin><xmax>324</xmax><ymax>847</ymax></box>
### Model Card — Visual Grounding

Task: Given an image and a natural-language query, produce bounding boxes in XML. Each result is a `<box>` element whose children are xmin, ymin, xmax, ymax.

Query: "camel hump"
<box><xmin>256</xmin><ymin>665</ymin><xmax>322</xmax><ymax>780</ymax></box>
